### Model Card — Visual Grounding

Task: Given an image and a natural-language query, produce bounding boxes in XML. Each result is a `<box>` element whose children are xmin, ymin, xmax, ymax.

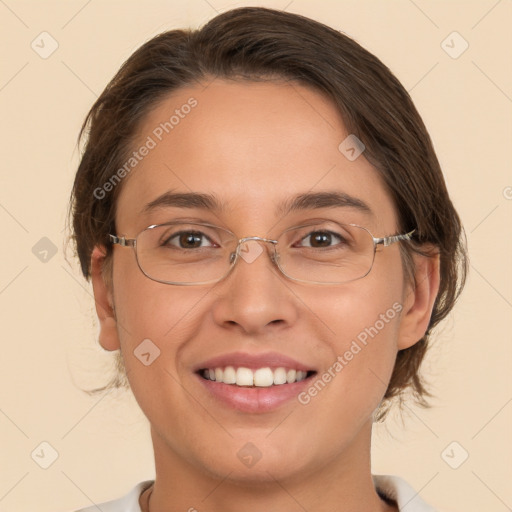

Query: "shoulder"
<box><xmin>373</xmin><ymin>474</ymin><xmax>440</xmax><ymax>512</ymax></box>
<box><xmin>69</xmin><ymin>476</ymin><xmax>450</xmax><ymax>512</ymax></box>
<box><xmin>70</xmin><ymin>480</ymin><xmax>154</xmax><ymax>512</ymax></box>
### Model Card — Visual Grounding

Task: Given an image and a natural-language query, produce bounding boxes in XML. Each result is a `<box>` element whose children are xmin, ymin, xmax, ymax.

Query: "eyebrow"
<box><xmin>141</xmin><ymin>190</ymin><xmax>373</xmax><ymax>217</ymax></box>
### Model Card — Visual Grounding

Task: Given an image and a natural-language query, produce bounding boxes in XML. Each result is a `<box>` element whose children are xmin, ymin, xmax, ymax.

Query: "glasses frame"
<box><xmin>109</xmin><ymin>221</ymin><xmax>415</xmax><ymax>286</ymax></box>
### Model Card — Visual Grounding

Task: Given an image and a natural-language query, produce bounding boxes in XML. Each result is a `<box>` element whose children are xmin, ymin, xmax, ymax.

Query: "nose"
<box><xmin>211</xmin><ymin>239</ymin><xmax>299</xmax><ymax>335</ymax></box>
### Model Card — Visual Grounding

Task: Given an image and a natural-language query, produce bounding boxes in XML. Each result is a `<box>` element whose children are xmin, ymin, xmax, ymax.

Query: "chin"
<box><xmin>191</xmin><ymin>436</ymin><xmax>318</xmax><ymax>486</ymax></box>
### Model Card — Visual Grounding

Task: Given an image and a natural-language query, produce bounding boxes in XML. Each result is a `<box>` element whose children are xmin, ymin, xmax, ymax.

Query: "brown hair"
<box><xmin>67</xmin><ymin>6</ymin><xmax>468</xmax><ymax>421</ymax></box>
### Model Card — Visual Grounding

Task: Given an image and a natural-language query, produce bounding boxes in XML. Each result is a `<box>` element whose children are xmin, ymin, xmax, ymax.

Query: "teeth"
<box><xmin>236</xmin><ymin>367</ymin><xmax>253</xmax><ymax>386</ymax></box>
<box><xmin>254</xmin><ymin>368</ymin><xmax>273</xmax><ymax>387</ymax></box>
<box><xmin>273</xmin><ymin>367</ymin><xmax>287</xmax><ymax>385</ymax></box>
<box><xmin>201</xmin><ymin>366</ymin><xmax>310</xmax><ymax>386</ymax></box>
<box><xmin>222</xmin><ymin>366</ymin><xmax>236</xmax><ymax>384</ymax></box>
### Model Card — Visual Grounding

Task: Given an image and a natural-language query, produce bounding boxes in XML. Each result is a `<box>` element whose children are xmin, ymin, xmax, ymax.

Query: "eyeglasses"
<box><xmin>109</xmin><ymin>220</ymin><xmax>415</xmax><ymax>286</ymax></box>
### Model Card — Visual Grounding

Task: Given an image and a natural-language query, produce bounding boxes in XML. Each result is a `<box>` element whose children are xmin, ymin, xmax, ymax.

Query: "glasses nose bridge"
<box><xmin>238</xmin><ymin>235</ymin><xmax>277</xmax><ymax>246</ymax></box>
<box><xmin>232</xmin><ymin>235</ymin><xmax>279</xmax><ymax>266</ymax></box>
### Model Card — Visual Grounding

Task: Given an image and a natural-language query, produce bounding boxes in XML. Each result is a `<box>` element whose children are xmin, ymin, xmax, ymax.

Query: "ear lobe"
<box><xmin>91</xmin><ymin>245</ymin><xmax>120</xmax><ymax>351</ymax></box>
<box><xmin>397</xmin><ymin>248</ymin><xmax>441</xmax><ymax>351</ymax></box>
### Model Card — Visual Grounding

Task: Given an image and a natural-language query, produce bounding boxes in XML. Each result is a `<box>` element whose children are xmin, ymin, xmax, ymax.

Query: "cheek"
<box><xmin>328</xmin><ymin>302</ymin><xmax>401</xmax><ymax>408</ymax></box>
<box><xmin>112</xmin><ymin>247</ymin><xmax>198</xmax><ymax>335</ymax></box>
<box><xmin>284</xmin><ymin>292</ymin><xmax>401</xmax><ymax>471</ymax></box>
<box><xmin>302</xmin><ymin>256</ymin><xmax>405</xmax><ymax>407</ymax></box>
<box><xmin>111</xmin><ymin>254</ymin><xmax>207</xmax><ymax>382</ymax></box>
<box><xmin>316</xmin><ymin>284</ymin><xmax>401</xmax><ymax>381</ymax></box>
<box><xmin>111</xmin><ymin>272</ymin><xmax>208</xmax><ymax>439</ymax></box>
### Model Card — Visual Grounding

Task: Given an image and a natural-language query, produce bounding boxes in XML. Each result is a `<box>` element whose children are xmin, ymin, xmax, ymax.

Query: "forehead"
<box><xmin>115</xmin><ymin>79</ymin><xmax>397</xmax><ymax>233</ymax></box>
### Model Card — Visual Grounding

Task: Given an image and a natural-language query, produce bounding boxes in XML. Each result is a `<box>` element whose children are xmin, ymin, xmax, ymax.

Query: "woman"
<box><xmin>68</xmin><ymin>6</ymin><xmax>467</xmax><ymax>511</ymax></box>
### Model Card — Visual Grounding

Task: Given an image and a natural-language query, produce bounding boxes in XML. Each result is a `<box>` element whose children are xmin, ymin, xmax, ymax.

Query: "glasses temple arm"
<box><xmin>109</xmin><ymin>234</ymin><xmax>136</xmax><ymax>247</ymax></box>
<box><xmin>374</xmin><ymin>229</ymin><xmax>416</xmax><ymax>247</ymax></box>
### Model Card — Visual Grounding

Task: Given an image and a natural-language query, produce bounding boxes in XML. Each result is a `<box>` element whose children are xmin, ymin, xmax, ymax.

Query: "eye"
<box><xmin>163</xmin><ymin>231</ymin><xmax>216</xmax><ymax>249</ymax></box>
<box><xmin>296</xmin><ymin>230</ymin><xmax>346</xmax><ymax>248</ymax></box>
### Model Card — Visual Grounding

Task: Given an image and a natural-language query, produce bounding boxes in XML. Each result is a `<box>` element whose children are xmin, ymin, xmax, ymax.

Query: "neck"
<box><xmin>144</xmin><ymin>420</ymin><xmax>397</xmax><ymax>512</ymax></box>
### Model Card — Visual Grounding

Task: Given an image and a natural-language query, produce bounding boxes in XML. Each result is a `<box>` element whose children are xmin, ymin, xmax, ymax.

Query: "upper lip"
<box><xmin>194</xmin><ymin>351</ymin><xmax>316</xmax><ymax>373</ymax></box>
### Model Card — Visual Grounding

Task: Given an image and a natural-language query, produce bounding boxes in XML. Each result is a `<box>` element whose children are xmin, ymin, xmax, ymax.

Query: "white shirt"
<box><xmin>73</xmin><ymin>475</ymin><xmax>439</xmax><ymax>511</ymax></box>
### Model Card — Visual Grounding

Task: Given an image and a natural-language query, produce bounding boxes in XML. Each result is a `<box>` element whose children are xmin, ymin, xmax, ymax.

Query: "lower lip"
<box><xmin>195</xmin><ymin>373</ymin><xmax>315</xmax><ymax>413</ymax></box>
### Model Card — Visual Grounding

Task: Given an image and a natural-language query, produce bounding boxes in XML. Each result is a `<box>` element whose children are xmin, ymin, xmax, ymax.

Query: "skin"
<box><xmin>90</xmin><ymin>79</ymin><xmax>440</xmax><ymax>512</ymax></box>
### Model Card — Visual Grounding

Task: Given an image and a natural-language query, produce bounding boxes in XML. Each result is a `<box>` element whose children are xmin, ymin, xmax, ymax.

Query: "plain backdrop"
<box><xmin>1</xmin><ymin>1</ymin><xmax>511</xmax><ymax>511</ymax></box>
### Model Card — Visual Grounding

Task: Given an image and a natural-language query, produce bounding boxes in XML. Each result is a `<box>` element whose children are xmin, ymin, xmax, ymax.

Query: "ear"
<box><xmin>397</xmin><ymin>248</ymin><xmax>440</xmax><ymax>350</ymax></box>
<box><xmin>90</xmin><ymin>245</ymin><xmax>120</xmax><ymax>351</ymax></box>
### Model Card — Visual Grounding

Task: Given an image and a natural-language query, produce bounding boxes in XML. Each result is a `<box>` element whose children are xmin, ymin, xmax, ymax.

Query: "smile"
<box><xmin>199</xmin><ymin>366</ymin><xmax>315</xmax><ymax>387</ymax></box>
<box><xmin>193</xmin><ymin>351</ymin><xmax>318</xmax><ymax>412</ymax></box>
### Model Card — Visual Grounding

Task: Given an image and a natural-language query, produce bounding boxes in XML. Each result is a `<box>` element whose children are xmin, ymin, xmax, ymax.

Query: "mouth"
<box><xmin>197</xmin><ymin>366</ymin><xmax>317</xmax><ymax>387</ymax></box>
<box><xmin>192</xmin><ymin>352</ymin><xmax>318</xmax><ymax>413</ymax></box>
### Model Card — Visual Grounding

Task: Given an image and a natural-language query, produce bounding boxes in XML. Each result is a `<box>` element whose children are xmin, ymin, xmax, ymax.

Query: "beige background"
<box><xmin>1</xmin><ymin>1</ymin><xmax>511</xmax><ymax>511</ymax></box>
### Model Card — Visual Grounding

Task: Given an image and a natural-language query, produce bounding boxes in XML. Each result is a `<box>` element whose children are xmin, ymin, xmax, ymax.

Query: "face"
<box><xmin>92</xmin><ymin>78</ymin><xmax>435</xmax><ymax>484</ymax></box>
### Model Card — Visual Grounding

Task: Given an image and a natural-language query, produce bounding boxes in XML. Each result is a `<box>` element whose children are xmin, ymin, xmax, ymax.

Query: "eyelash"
<box><xmin>162</xmin><ymin>231</ymin><xmax>217</xmax><ymax>249</ymax></box>
<box><xmin>162</xmin><ymin>229</ymin><xmax>347</xmax><ymax>249</ymax></box>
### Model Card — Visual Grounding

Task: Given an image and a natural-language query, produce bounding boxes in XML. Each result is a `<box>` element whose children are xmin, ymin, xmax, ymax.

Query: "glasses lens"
<box><xmin>276</xmin><ymin>222</ymin><xmax>375</xmax><ymax>284</ymax></box>
<box><xmin>136</xmin><ymin>223</ymin><xmax>237</xmax><ymax>284</ymax></box>
<box><xmin>133</xmin><ymin>221</ymin><xmax>375</xmax><ymax>285</ymax></box>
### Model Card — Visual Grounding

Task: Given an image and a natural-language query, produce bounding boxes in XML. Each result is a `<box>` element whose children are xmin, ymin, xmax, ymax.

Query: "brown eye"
<box><xmin>163</xmin><ymin>231</ymin><xmax>213</xmax><ymax>249</ymax></box>
<box><xmin>298</xmin><ymin>231</ymin><xmax>344</xmax><ymax>248</ymax></box>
